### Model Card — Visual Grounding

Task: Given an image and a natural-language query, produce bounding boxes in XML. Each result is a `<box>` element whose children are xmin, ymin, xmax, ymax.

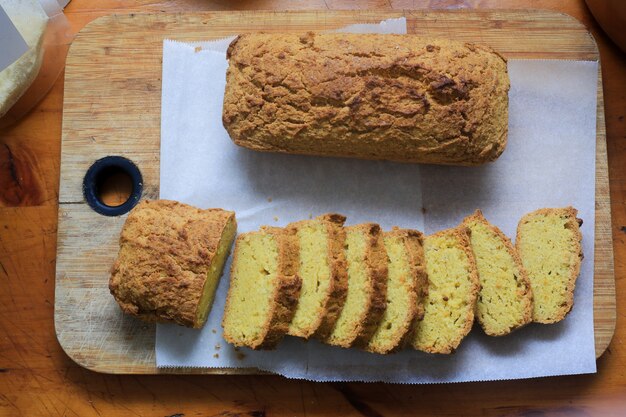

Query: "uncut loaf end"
<box><xmin>223</xmin><ymin>33</ymin><xmax>510</xmax><ymax>166</ymax></box>
<box><xmin>109</xmin><ymin>200</ymin><xmax>236</xmax><ymax>329</ymax></box>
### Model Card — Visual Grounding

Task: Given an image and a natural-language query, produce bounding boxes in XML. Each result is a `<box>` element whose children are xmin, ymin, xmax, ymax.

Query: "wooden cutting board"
<box><xmin>56</xmin><ymin>10</ymin><xmax>615</xmax><ymax>374</ymax></box>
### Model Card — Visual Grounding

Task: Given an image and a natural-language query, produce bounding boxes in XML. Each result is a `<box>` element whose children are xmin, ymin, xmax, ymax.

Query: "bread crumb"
<box><xmin>194</xmin><ymin>46</ymin><xmax>202</xmax><ymax>53</ymax></box>
<box><xmin>273</xmin><ymin>216</ymin><xmax>278</xmax><ymax>222</ymax></box>
<box><xmin>215</xmin><ymin>343</ymin><xmax>221</xmax><ymax>350</ymax></box>
<box><xmin>236</xmin><ymin>352</ymin><xmax>246</xmax><ymax>360</ymax></box>
<box><xmin>211</xmin><ymin>328</ymin><xmax>217</xmax><ymax>334</ymax></box>
<box><xmin>213</xmin><ymin>353</ymin><xmax>219</xmax><ymax>358</ymax></box>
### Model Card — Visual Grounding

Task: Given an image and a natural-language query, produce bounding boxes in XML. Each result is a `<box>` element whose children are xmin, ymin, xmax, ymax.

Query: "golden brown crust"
<box><xmin>352</xmin><ymin>223</ymin><xmax>389</xmax><ymax>348</ymax></box>
<box><xmin>313</xmin><ymin>214</ymin><xmax>349</xmax><ymax>340</ymax></box>
<box><xmin>515</xmin><ymin>207</ymin><xmax>583</xmax><ymax>324</ymax></box>
<box><xmin>463</xmin><ymin>210</ymin><xmax>533</xmax><ymax>336</ymax></box>
<box><xmin>223</xmin><ymin>33</ymin><xmax>510</xmax><ymax>166</ymax></box>
<box><xmin>109</xmin><ymin>199</ymin><xmax>236</xmax><ymax>328</ymax></box>
<box><xmin>416</xmin><ymin>226</ymin><xmax>480</xmax><ymax>354</ymax></box>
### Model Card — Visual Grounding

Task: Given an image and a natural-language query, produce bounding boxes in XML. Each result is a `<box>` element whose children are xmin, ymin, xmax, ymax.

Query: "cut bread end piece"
<box><xmin>286</xmin><ymin>213</ymin><xmax>348</xmax><ymax>339</ymax></box>
<box><xmin>463</xmin><ymin>210</ymin><xmax>533</xmax><ymax>336</ymax></box>
<box><xmin>366</xmin><ymin>228</ymin><xmax>427</xmax><ymax>354</ymax></box>
<box><xmin>412</xmin><ymin>226</ymin><xmax>480</xmax><ymax>354</ymax></box>
<box><xmin>326</xmin><ymin>223</ymin><xmax>388</xmax><ymax>348</ymax></box>
<box><xmin>108</xmin><ymin>200</ymin><xmax>236</xmax><ymax>329</ymax></box>
<box><xmin>516</xmin><ymin>207</ymin><xmax>583</xmax><ymax>324</ymax></box>
<box><xmin>222</xmin><ymin>226</ymin><xmax>301</xmax><ymax>349</ymax></box>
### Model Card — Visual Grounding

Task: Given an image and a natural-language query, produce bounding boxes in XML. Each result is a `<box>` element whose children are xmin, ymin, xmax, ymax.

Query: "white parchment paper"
<box><xmin>156</xmin><ymin>19</ymin><xmax>598</xmax><ymax>382</ymax></box>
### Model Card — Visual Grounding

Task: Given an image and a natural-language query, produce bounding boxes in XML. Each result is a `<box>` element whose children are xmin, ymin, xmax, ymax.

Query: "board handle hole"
<box><xmin>83</xmin><ymin>156</ymin><xmax>143</xmax><ymax>216</ymax></box>
<box><xmin>97</xmin><ymin>167</ymin><xmax>133</xmax><ymax>207</ymax></box>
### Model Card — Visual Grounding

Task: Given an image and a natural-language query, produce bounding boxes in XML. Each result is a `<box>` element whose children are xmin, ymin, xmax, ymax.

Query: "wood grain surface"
<box><xmin>2</xmin><ymin>1</ymin><xmax>626</xmax><ymax>416</ymax></box>
<box><xmin>55</xmin><ymin>8</ymin><xmax>615</xmax><ymax>374</ymax></box>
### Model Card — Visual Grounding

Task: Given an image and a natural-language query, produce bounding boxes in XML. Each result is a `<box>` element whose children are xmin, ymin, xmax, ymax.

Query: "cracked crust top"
<box><xmin>223</xmin><ymin>32</ymin><xmax>509</xmax><ymax>166</ymax></box>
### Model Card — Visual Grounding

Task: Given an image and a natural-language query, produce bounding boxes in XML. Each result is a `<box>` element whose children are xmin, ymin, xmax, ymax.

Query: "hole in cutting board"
<box><xmin>97</xmin><ymin>167</ymin><xmax>133</xmax><ymax>207</ymax></box>
<box><xmin>83</xmin><ymin>156</ymin><xmax>143</xmax><ymax>216</ymax></box>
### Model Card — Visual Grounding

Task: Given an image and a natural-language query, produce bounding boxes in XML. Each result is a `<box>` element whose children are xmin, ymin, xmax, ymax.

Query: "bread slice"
<box><xmin>516</xmin><ymin>207</ymin><xmax>583</xmax><ymax>324</ymax></box>
<box><xmin>412</xmin><ymin>226</ymin><xmax>480</xmax><ymax>354</ymax></box>
<box><xmin>222</xmin><ymin>226</ymin><xmax>301</xmax><ymax>349</ymax></box>
<box><xmin>366</xmin><ymin>228</ymin><xmax>428</xmax><ymax>354</ymax></box>
<box><xmin>286</xmin><ymin>213</ymin><xmax>348</xmax><ymax>339</ymax></box>
<box><xmin>109</xmin><ymin>199</ymin><xmax>237</xmax><ymax>328</ymax></box>
<box><xmin>463</xmin><ymin>210</ymin><xmax>533</xmax><ymax>336</ymax></box>
<box><xmin>326</xmin><ymin>223</ymin><xmax>388</xmax><ymax>348</ymax></box>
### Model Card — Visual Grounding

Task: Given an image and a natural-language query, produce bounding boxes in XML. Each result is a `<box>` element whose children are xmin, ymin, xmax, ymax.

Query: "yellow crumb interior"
<box><xmin>196</xmin><ymin>218</ymin><xmax>237</xmax><ymax>327</ymax></box>
<box><xmin>413</xmin><ymin>233</ymin><xmax>474</xmax><ymax>352</ymax></box>
<box><xmin>223</xmin><ymin>232</ymin><xmax>279</xmax><ymax>346</ymax></box>
<box><xmin>327</xmin><ymin>228</ymin><xmax>368</xmax><ymax>346</ymax></box>
<box><xmin>368</xmin><ymin>234</ymin><xmax>413</xmax><ymax>353</ymax></box>
<box><xmin>288</xmin><ymin>222</ymin><xmax>331</xmax><ymax>338</ymax></box>
<box><xmin>467</xmin><ymin>220</ymin><xmax>527</xmax><ymax>335</ymax></box>
<box><xmin>517</xmin><ymin>214</ymin><xmax>578</xmax><ymax>322</ymax></box>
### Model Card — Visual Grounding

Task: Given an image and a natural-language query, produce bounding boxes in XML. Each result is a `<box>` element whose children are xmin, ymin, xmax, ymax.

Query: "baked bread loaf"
<box><xmin>109</xmin><ymin>200</ymin><xmax>236</xmax><ymax>328</ymax></box>
<box><xmin>516</xmin><ymin>207</ymin><xmax>583</xmax><ymax>324</ymax></box>
<box><xmin>286</xmin><ymin>214</ymin><xmax>348</xmax><ymax>339</ymax></box>
<box><xmin>326</xmin><ymin>223</ymin><xmax>388</xmax><ymax>348</ymax></box>
<box><xmin>223</xmin><ymin>33</ymin><xmax>510</xmax><ymax>166</ymax></box>
<box><xmin>463</xmin><ymin>210</ymin><xmax>533</xmax><ymax>336</ymax></box>
<box><xmin>222</xmin><ymin>226</ymin><xmax>301</xmax><ymax>349</ymax></box>
<box><xmin>412</xmin><ymin>226</ymin><xmax>479</xmax><ymax>354</ymax></box>
<box><xmin>367</xmin><ymin>228</ymin><xmax>428</xmax><ymax>354</ymax></box>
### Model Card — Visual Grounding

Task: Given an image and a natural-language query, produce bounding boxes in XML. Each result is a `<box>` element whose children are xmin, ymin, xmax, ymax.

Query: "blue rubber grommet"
<box><xmin>83</xmin><ymin>156</ymin><xmax>143</xmax><ymax>216</ymax></box>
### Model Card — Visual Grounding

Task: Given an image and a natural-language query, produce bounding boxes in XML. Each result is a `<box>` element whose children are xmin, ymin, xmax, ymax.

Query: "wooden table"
<box><xmin>1</xmin><ymin>0</ymin><xmax>625</xmax><ymax>415</ymax></box>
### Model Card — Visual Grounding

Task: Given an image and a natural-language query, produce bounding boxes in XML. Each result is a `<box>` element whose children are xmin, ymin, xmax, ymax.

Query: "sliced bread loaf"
<box><xmin>222</xmin><ymin>226</ymin><xmax>301</xmax><ymax>349</ymax></box>
<box><xmin>366</xmin><ymin>228</ymin><xmax>428</xmax><ymax>354</ymax></box>
<box><xmin>463</xmin><ymin>210</ymin><xmax>533</xmax><ymax>336</ymax></box>
<box><xmin>516</xmin><ymin>207</ymin><xmax>583</xmax><ymax>324</ymax></box>
<box><xmin>326</xmin><ymin>223</ymin><xmax>388</xmax><ymax>348</ymax></box>
<box><xmin>287</xmin><ymin>214</ymin><xmax>348</xmax><ymax>339</ymax></box>
<box><xmin>412</xmin><ymin>226</ymin><xmax>480</xmax><ymax>354</ymax></box>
